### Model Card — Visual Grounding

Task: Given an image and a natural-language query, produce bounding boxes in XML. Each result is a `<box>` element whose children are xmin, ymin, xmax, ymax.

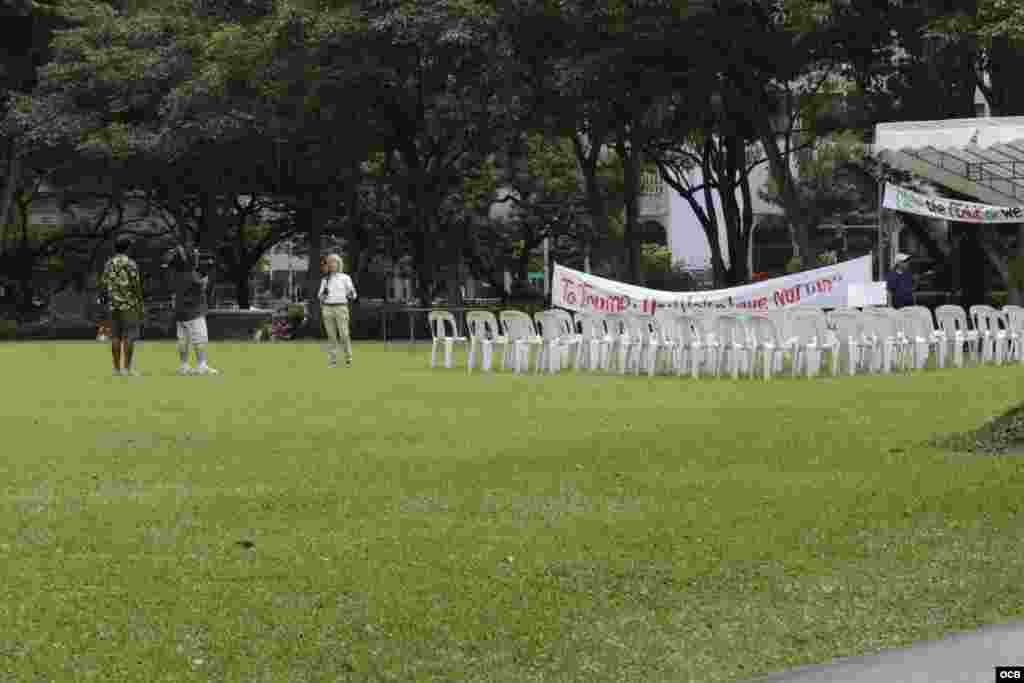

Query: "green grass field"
<box><xmin>2</xmin><ymin>340</ymin><xmax>1024</xmax><ymax>682</ymax></box>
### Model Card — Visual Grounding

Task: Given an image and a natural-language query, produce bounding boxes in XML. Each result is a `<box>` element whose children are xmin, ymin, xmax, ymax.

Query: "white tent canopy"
<box><xmin>873</xmin><ymin>116</ymin><xmax>1024</xmax><ymax>206</ymax></box>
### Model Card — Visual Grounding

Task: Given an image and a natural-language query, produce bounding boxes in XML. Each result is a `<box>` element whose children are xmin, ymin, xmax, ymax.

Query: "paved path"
<box><xmin>745</xmin><ymin>620</ymin><xmax>1024</xmax><ymax>683</ymax></box>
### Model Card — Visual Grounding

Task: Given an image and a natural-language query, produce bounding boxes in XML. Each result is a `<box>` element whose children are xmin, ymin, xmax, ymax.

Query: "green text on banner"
<box><xmin>882</xmin><ymin>183</ymin><xmax>1024</xmax><ymax>224</ymax></box>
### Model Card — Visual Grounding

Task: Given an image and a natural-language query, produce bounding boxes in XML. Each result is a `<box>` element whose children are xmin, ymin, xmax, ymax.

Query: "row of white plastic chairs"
<box><xmin>426</xmin><ymin>304</ymin><xmax>1024</xmax><ymax>379</ymax></box>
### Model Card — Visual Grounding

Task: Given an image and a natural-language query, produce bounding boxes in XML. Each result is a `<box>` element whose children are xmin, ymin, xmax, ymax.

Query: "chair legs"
<box><xmin>693</xmin><ymin>347</ymin><xmax>705</xmax><ymax>379</ymax></box>
<box><xmin>444</xmin><ymin>339</ymin><xmax>455</xmax><ymax>368</ymax></box>
<box><xmin>481</xmin><ymin>340</ymin><xmax>493</xmax><ymax>372</ymax></box>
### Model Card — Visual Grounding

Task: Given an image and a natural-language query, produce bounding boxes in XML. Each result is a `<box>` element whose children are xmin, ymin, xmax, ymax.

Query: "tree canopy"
<box><xmin>3</xmin><ymin>0</ymin><xmax>1024</xmax><ymax>316</ymax></box>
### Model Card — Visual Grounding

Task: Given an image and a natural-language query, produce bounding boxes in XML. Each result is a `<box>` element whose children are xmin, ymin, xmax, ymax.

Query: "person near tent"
<box><xmin>885</xmin><ymin>253</ymin><xmax>915</xmax><ymax>308</ymax></box>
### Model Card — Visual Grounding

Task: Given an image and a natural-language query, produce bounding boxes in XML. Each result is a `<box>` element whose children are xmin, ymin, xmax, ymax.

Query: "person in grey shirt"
<box><xmin>166</xmin><ymin>246</ymin><xmax>220</xmax><ymax>375</ymax></box>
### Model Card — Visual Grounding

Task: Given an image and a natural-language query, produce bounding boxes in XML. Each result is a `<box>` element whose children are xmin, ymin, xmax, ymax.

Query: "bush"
<box><xmin>1009</xmin><ymin>256</ymin><xmax>1024</xmax><ymax>293</ymax></box>
<box><xmin>0</xmin><ymin>319</ymin><xmax>17</xmax><ymax>340</ymax></box>
<box><xmin>932</xmin><ymin>402</ymin><xmax>1024</xmax><ymax>455</ymax></box>
<box><xmin>990</xmin><ymin>291</ymin><xmax>1009</xmax><ymax>308</ymax></box>
<box><xmin>286</xmin><ymin>304</ymin><xmax>305</xmax><ymax>328</ymax></box>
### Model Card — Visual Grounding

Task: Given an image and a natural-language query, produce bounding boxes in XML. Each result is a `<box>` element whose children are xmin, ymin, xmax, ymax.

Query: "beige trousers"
<box><xmin>322</xmin><ymin>304</ymin><xmax>353</xmax><ymax>363</ymax></box>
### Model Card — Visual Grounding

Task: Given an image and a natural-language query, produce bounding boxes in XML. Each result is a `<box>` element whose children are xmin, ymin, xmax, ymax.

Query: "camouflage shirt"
<box><xmin>101</xmin><ymin>254</ymin><xmax>144</xmax><ymax>314</ymax></box>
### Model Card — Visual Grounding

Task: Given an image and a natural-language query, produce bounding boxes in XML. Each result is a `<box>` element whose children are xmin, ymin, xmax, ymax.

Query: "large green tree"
<box><xmin>505</xmin><ymin>0</ymin><xmax>709</xmax><ymax>285</ymax></box>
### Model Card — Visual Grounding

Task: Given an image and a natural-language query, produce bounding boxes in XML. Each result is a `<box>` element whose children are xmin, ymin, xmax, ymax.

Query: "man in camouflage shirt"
<box><xmin>100</xmin><ymin>236</ymin><xmax>145</xmax><ymax>376</ymax></box>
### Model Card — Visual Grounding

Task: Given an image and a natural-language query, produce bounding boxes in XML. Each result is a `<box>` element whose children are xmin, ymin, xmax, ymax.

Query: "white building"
<box><xmin>642</xmin><ymin>158</ymin><xmax>784</xmax><ymax>272</ymax></box>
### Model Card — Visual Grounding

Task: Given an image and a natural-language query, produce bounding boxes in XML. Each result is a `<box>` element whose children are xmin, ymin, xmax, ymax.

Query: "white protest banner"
<box><xmin>551</xmin><ymin>255</ymin><xmax>873</xmax><ymax>314</ymax></box>
<box><xmin>882</xmin><ymin>183</ymin><xmax>1024</xmax><ymax>224</ymax></box>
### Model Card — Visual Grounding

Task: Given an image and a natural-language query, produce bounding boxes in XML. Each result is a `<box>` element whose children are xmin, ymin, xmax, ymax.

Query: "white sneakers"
<box><xmin>177</xmin><ymin>364</ymin><xmax>219</xmax><ymax>375</ymax></box>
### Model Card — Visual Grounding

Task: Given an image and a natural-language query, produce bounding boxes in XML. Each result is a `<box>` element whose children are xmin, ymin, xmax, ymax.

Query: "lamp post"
<box><xmin>876</xmin><ymin>158</ymin><xmax>887</xmax><ymax>282</ymax></box>
<box><xmin>543</xmin><ymin>234</ymin><xmax>551</xmax><ymax>299</ymax></box>
<box><xmin>288</xmin><ymin>240</ymin><xmax>294</xmax><ymax>303</ymax></box>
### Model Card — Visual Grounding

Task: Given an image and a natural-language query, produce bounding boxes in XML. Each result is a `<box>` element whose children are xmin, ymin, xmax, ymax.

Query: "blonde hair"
<box><xmin>326</xmin><ymin>253</ymin><xmax>344</xmax><ymax>272</ymax></box>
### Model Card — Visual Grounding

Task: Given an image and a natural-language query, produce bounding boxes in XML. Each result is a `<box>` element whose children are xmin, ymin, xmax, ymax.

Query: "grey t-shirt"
<box><xmin>173</xmin><ymin>268</ymin><xmax>208</xmax><ymax>322</ymax></box>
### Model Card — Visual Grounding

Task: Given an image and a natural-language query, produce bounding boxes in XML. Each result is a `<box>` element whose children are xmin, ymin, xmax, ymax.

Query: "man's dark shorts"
<box><xmin>111</xmin><ymin>310</ymin><xmax>142</xmax><ymax>340</ymax></box>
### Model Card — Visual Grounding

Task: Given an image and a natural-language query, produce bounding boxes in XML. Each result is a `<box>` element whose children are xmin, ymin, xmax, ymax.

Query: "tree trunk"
<box><xmin>0</xmin><ymin>138</ymin><xmax>19</xmax><ymax>241</ymax></box>
<box><xmin>298</xmin><ymin>197</ymin><xmax>322</xmax><ymax>335</ymax></box>
<box><xmin>573</xmin><ymin>133</ymin><xmax>613</xmax><ymax>277</ymax></box>
<box><xmin>15</xmin><ymin>194</ymin><xmax>34</xmax><ymax>317</ymax></box>
<box><xmin>718</xmin><ymin>134</ymin><xmax>752</xmax><ymax>286</ymax></box>
<box><xmin>616</xmin><ymin>130</ymin><xmax>642</xmax><ymax>286</ymax></box>
<box><xmin>411</xmin><ymin>207</ymin><xmax>434</xmax><ymax>307</ymax></box>
<box><xmin>959</xmin><ymin>226</ymin><xmax>986</xmax><ymax>309</ymax></box>
<box><xmin>697</xmin><ymin>141</ymin><xmax>729</xmax><ymax>288</ymax></box>
<box><xmin>1009</xmin><ymin>224</ymin><xmax>1024</xmax><ymax>306</ymax></box>
<box><xmin>446</xmin><ymin>216</ymin><xmax>466</xmax><ymax>307</ymax></box>
<box><xmin>234</xmin><ymin>267</ymin><xmax>251</xmax><ymax>309</ymax></box>
<box><xmin>517</xmin><ymin>248</ymin><xmax>528</xmax><ymax>289</ymax></box>
<box><xmin>737</xmin><ymin>156</ymin><xmax>755</xmax><ymax>284</ymax></box>
<box><xmin>754</xmin><ymin>113</ymin><xmax>818</xmax><ymax>268</ymax></box>
<box><xmin>229</xmin><ymin>212</ymin><xmax>251</xmax><ymax>309</ymax></box>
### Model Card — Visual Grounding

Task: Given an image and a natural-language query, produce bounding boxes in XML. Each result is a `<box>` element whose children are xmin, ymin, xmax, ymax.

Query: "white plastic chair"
<box><xmin>533</xmin><ymin>310</ymin><xmax>570</xmax><ymax>374</ymax></box>
<box><xmin>603</xmin><ymin>313</ymin><xmax>640</xmax><ymax>374</ymax></box>
<box><xmin>764</xmin><ymin>310</ymin><xmax>792</xmax><ymax>343</ymax></box>
<box><xmin>747</xmin><ymin>315</ymin><xmax>787</xmax><ymax>380</ymax></box>
<box><xmin>788</xmin><ymin>310</ymin><xmax>839</xmax><ymax>377</ymax></box>
<box><xmin>970</xmin><ymin>305</ymin><xmax>1008</xmax><ymax>365</ymax></box>
<box><xmin>878</xmin><ymin>308</ymin><xmax>915</xmax><ymax>371</ymax></box>
<box><xmin>861</xmin><ymin>309</ymin><xmax>903</xmax><ymax>374</ymax></box>
<box><xmin>712</xmin><ymin>313</ymin><xmax>752</xmax><ymax>379</ymax></box>
<box><xmin>575</xmin><ymin>312</ymin><xmax>609</xmax><ymax>372</ymax></box>
<box><xmin>428</xmin><ymin>310</ymin><xmax>468</xmax><ymax>369</ymax></box>
<box><xmin>828</xmin><ymin>310</ymin><xmax>873</xmax><ymax>375</ymax></box>
<box><xmin>688</xmin><ymin>313</ymin><xmax>721</xmax><ymax>378</ymax></box>
<box><xmin>763</xmin><ymin>309</ymin><xmax>795</xmax><ymax>369</ymax></box>
<box><xmin>674</xmin><ymin>315</ymin><xmax>707</xmax><ymax>378</ymax></box>
<box><xmin>542</xmin><ymin>309</ymin><xmax>582</xmax><ymax>369</ymax></box>
<box><xmin>935</xmin><ymin>305</ymin><xmax>979</xmax><ymax>368</ymax></box>
<box><xmin>1004</xmin><ymin>305</ymin><xmax>1024</xmax><ymax>364</ymax></box>
<box><xmin>465</xmin><ymin>311</ymin><xmax>507</xmax><ymax>373</ymax></box>
<box><xmin>499</xmin><ymin>310</ymin><xmax>542</xmax><ymax>373</ymax></box>
<box><xmin>622</xmin><ymin>314</ymin><xmax>660</xmax><ymax>376</ymax></box>
<box><xmin>652</xmin><ymin>311</ymin><xmax>680</xmax><ymax>375</ymax></box>
<box><xmin>898</xmin><ymin>306</ymin><xmax>943</xmax><ymax>370</ymax></box>
<box><xmin>991</xmin><ymin>306</ymin><xmax>1016</xmax><ymax>365</ymax></box>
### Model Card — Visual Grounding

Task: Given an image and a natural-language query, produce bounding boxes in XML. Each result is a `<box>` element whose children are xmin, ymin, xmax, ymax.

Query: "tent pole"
<box><xmin>877</xmin><ymin>163</ymin><xmax>886</xmax><ymax>283</ymax></box>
